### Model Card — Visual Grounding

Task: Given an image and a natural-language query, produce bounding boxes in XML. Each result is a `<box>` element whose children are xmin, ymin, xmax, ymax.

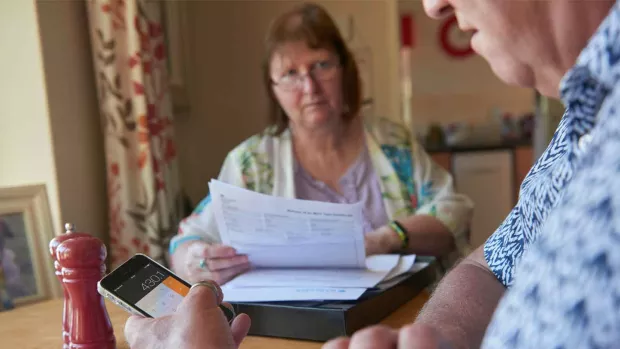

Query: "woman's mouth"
<box><xmin>303</xmin><ymin>101</ymin><xmax>327</xmax><ymax>109</ymax></box>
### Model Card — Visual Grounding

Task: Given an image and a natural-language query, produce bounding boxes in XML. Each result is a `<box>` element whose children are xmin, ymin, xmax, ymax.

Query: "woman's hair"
<box><xmin>263</xmin><ymin>2</ymin><xmax>362</xmax><ymax>135</ymax></box>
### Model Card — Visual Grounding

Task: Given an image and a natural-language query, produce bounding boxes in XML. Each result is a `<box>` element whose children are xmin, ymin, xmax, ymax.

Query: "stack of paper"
<box><xmin>208</xmin><ymin>180</ymin><xmax>422</xmax><ymax>302</ymax></box>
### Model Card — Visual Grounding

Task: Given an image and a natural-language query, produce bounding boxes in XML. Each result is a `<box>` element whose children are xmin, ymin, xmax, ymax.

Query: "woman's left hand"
<box><xmin>364</xmin><ymin>225</ymin><xmax>400</xmax><ymax>256</ymax></box>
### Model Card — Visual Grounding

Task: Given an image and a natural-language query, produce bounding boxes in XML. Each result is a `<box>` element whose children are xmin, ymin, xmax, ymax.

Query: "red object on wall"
<box><xmin>400</xmin><ymin>13</ymin><xmax>414</xmax><ymax>48</ymax></box>
<box><xmin>439</xmin><ymin>15</ymin><xmax>474</xmax><ymax>58</ymax></box>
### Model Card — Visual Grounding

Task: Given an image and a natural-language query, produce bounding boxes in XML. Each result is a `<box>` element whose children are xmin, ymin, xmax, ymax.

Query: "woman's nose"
<box><xmin>422</xmin><ymin>0</ymin><xmax>453</xmax><ymax>19</ymax></box>
<box><xmin>301</xmin><ymin>75</ymin><xmax>319</xmax><ymax>94</ymax></box>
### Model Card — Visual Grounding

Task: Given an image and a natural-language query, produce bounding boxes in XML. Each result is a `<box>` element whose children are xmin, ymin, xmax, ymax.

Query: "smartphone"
<box><xmin>98</xmin><ymin>253</ymin><xmax>234</xmax><ymax>322</ymax></box>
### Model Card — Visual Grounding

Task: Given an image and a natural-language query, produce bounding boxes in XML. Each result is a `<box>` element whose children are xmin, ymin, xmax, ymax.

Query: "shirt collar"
<box><xmin>560</xmin><ymin>2</ymin><xmax>620</xmax><ymax>106</ymax></box>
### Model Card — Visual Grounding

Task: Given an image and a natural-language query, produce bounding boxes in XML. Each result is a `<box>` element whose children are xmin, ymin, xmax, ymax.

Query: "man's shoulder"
<box><xmin>482</xmin><ymin>102</ymin><xmax>620</xmax><ymax>349</ymax></box>
<box><xmin>482</xmin><ymin>107</ymin><xmax>580</xmax><ymax>287</ymax></box>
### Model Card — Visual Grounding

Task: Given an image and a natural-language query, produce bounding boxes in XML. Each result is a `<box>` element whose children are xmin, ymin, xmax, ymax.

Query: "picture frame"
<box><xmin>0</xmin><ymin>184</ymin><xmax>58</xmax><ymax>306</ymax></box>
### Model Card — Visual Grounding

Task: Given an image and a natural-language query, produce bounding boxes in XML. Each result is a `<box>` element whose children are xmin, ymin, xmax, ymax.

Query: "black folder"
<box><xmin>230</xmin><ymin>257</ymin><xmax>437</xmax><ymax>342</ymax></box>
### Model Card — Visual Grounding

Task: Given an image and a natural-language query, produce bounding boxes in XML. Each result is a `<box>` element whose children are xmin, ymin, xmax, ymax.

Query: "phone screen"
<box><xmin>112</xmin><ymin>261</ymin><xmax>189</xmax><ymax>317</ymax></box>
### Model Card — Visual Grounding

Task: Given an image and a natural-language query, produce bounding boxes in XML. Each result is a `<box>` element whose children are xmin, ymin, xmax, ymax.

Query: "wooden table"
<box><xmin>0</xmin><ymin>292</ymin><xmax>429</xmax><ymax>349</ymax></box>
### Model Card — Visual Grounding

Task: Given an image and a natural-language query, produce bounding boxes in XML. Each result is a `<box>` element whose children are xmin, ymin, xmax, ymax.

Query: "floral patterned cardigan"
<box><xmin>170</xmin><ymin>118</ymin><xmax>473</xmax><ymax>271</ymax></box>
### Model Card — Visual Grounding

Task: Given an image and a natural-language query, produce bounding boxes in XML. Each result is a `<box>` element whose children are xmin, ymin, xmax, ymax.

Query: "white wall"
<box><xmin>399</xmin><ymin>0</ymin><xmax>534</xmax><ymax>129</ymax></box>
<box><xmin>0</xmin><ymin>0</ymin><xmax>62</xmax><ymax>233</ymax></box>
<box><xmin>175</xmin><ymin>0</ymin><xmax>401</xmax><ymax>205</ymax></box>
<box><xmin>0</xmin><ymin>0</ymin><xmax>107</xmax><ymax>241</ymax></box>
<box><xmin>36</xmin><ymin>0</ymin><xmax>108</xmax><ymax>240</ymax></box>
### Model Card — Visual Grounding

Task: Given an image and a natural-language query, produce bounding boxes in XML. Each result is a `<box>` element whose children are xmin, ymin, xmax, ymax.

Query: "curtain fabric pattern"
<box><xmin>87</xmin><ymin>0</ymin><xmax>183</xmax><ymax>267</ymax></box>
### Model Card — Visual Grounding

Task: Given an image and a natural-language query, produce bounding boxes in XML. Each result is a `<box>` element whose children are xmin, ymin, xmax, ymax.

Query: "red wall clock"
<box><xmin>439</xmin><ymin>15</ymin><xmax>474</xmax><ymax>58</ymax></box>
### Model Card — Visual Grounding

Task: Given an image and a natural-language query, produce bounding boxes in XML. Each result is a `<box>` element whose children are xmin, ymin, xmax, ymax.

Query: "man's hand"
<box><xmin>124</xmin><ymin>281</ymin><xmax>251</xmax><ymax>349</ymax></box>
<box><xmin>322</xmin><ymin>324</ymin><xmax>453</xmax><ymax>349</ymax></box>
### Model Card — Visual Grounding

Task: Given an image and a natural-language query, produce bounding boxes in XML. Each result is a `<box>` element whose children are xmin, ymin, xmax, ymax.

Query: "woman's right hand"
<box><xmin>172</xmin><ymin>240</ymin><xmax>251</xmax><ymax>285</ymax></box>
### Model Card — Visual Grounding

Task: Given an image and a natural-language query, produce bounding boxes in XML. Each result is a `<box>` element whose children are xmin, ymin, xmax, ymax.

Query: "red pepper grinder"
<box><xmin>56</xmin><ymin>227</ymin><xmax>116</xmax><ymax>349</ymax></box>
<box><xmin>49</xmin><ymin>223</ymin><xmax>91</xmax><ymax>349</ymax></box>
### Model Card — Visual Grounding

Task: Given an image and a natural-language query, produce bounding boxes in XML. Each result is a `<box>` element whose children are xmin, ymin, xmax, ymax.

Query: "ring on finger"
<box><xmin>190</xmin><ymin>280</ymin><xmax>236</xmax><ymax>322</ymax></box>
<box><xmin>191</xmin><ymin>280</ymin><xmax>222</xmax><ymax>303</ymax></box>
<box><xmin>198</xmin><ymin>258</ymin><xmax>208</xmax><ymax>269</ymax></box>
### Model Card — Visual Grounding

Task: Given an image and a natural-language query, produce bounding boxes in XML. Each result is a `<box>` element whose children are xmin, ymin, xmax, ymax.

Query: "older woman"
<box><xmin>169</xmin><ymin>2</ymin><xmax>473</xmax><ymax>285</ymax></box>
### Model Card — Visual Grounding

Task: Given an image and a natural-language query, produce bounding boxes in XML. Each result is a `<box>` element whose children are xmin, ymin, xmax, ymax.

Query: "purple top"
<box><xmin>294</xmin><ymin>146</ymin><xmax>389</xmax><ymax>234</ymax></box>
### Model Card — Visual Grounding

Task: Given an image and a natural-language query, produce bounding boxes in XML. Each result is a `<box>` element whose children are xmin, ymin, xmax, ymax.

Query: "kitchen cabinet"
<box><xmin>429</xmin><ymin>145</ymin><xmax>533</xmax><ymax>247</ymax></box>
<box><xmin>452</xmin><ymin>150</ymin><xmax>514</xmax><ymax>248</ymax></box>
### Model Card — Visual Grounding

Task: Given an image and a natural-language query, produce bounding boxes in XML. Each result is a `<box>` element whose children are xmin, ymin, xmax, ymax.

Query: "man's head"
<box><xmin>422</xmin><ymin>0</ymin><xmax>615</xmax><ymax>97</ymax></box>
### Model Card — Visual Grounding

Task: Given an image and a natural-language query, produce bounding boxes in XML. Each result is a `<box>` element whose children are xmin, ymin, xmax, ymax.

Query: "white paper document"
<box><xmin>411</xmin><ymin>261</ymin><xmax>430</xmax><ymax>273</ymax></box>
<box><xmin>207</xmin><ymin>180</ymin><xmax>417</xmax><ymax>301</ymax></box>
<box><xmin>209</xmin><ymin>179</ymin><xmax>367</xmax><ymax>268</ymax></box>
<box><xmin>221</xmin><ymin>286</ymin><xmax>367</xmax><ymax>302</ymax></box>
<box><xmin>225</xmin><ymin>254</ymin><xmax>400</xmax><ymax>289</ymax></box>
<box><xmin>221</xmin><ymin>256</ymin><xmax>422</xmax><ymax>302</ymax></box>
<box><xmin>381</xmin><ymin>254</ymin><xmax>417</xmax><ymax>282</ymax></box>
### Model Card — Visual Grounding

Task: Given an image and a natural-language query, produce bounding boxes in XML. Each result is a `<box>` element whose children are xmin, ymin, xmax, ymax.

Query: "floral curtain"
<box><xmin>86</xmin><ymin>0</ymin><xmax>183</xmax><ymax>268</ymax></box>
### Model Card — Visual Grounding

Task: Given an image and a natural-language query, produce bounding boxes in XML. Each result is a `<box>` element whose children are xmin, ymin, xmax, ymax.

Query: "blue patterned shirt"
<box><xmin>482</xmin><ymin>3</ymin><xmax>620</xmax><ymax>348</ymax></box>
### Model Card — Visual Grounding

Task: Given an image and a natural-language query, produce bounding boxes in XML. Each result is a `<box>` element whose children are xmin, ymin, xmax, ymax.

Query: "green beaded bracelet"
<box><xmin>388</xmin><ymin>220</ymin><xmax>409</xmax><ymax>249</ymax></box>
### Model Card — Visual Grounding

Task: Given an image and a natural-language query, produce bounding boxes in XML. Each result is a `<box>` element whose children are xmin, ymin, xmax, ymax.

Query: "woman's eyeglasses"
<box><xmin>272</xmin><ymin>60</ymin><xmax>340</xmax><ymax>91</ymax></box>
